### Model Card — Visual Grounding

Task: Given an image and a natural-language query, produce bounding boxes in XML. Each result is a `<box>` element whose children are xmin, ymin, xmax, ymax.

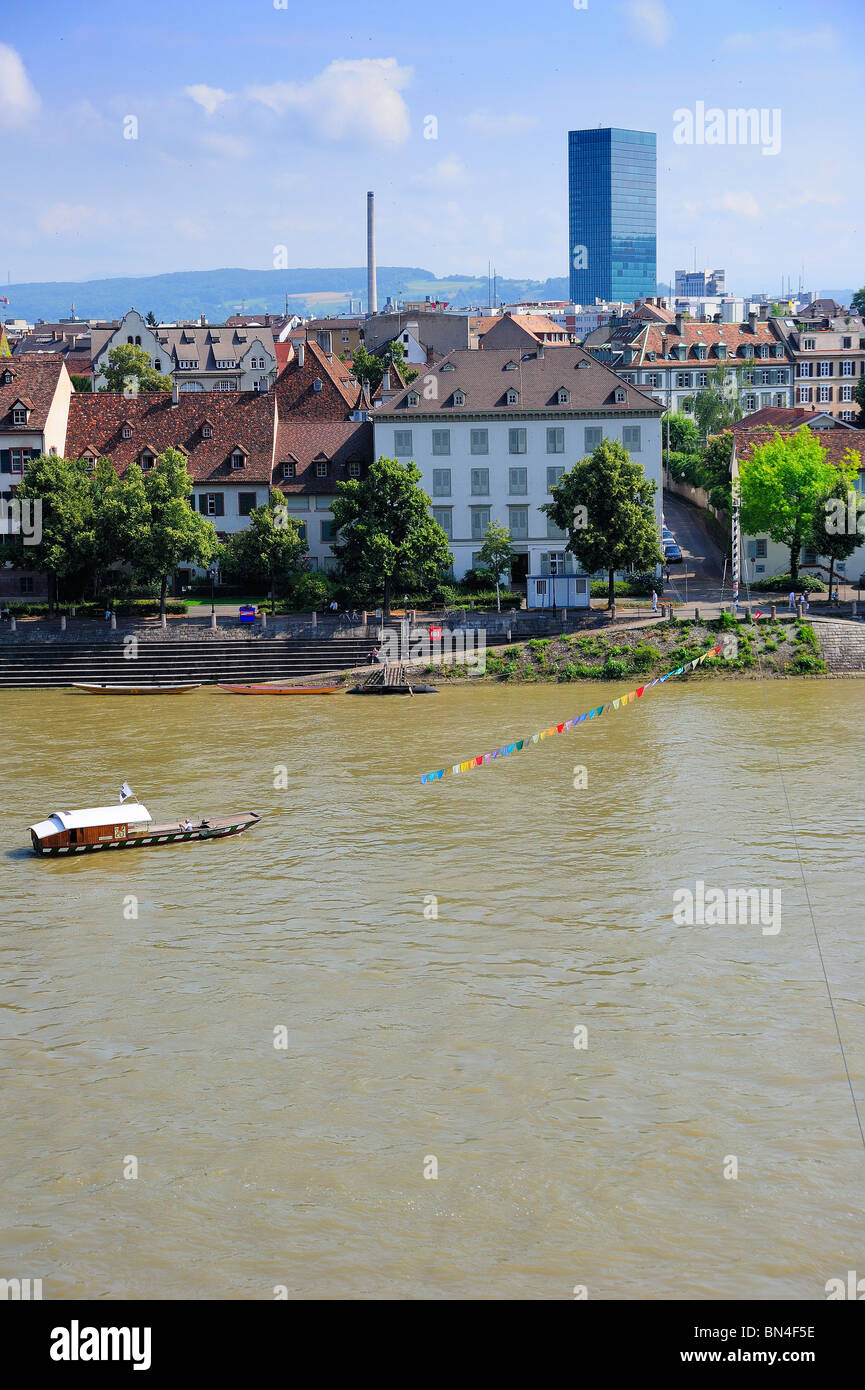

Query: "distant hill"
<box><xmin>2</xmin><ymin>267</ymin><xmax>572</xmax><ymax>324</ymax></box>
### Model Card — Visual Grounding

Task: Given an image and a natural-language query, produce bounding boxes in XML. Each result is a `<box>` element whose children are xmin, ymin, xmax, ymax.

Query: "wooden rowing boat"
<box><xmin>218</xmin><ymin>684</ymin><xmax>343</xmax><ymax>695</ymax></box>
<box><xmin>29</xmin><ymin>802</ymin><xmax>261</xmax><ymax>856</ymax></box>
<box><xmin>72</xmin><ymin>683</ymin><xmax>201</xmax><ymax>694</ymax></box>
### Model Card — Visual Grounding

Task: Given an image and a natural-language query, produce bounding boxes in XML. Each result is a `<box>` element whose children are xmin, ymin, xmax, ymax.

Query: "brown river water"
<box><xmin>1</xmin><ymin>678</ymin><xmax>864</xmax><ymax>1300</ymax></box>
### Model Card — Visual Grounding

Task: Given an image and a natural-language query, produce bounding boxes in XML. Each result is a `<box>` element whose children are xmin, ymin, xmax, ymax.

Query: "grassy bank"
<box><xmin>413</xmin><ymin>616</ymin><xmax>828</xmax><ymax>683</ymax></box>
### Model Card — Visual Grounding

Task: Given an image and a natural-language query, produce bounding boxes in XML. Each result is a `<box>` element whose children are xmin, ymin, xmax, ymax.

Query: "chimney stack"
<box><xmin>171</xmin><ymin>377</ymin><xmax>180</xmax><ymax>405</ymax></box>
<box><xmin>297</xmin><ymin>341</ymin><xmax>305</xmax><ymax>369</ymax></box>
<box><xmin>675</xmin><ymin>312</ymin><xmax>684</xmax><ymax>334</ymax></box>
<box><xmin>748</xmin><ymin>310</ymin><xmax>758</xmax><ymax>332</ymax></box>
<box><xmin>366</xmin><ymin>191</ymin><xmax>377</xmax><ymax>315</ymax></box>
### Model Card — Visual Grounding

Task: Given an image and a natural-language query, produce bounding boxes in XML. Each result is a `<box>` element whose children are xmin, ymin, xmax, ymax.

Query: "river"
<box><xmin>1</xmin><ymin>678</ymin><xmax>863</xmax><ymax>1299</ymax></box>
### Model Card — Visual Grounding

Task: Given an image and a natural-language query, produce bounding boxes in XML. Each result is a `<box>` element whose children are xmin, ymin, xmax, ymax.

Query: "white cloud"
<box><xmin>247</xmin><ymin>58</ymin><xmax>412</xmax><ymax>146</ymax></box>
<box><xmin>722</xmin><ymin>26</ymin><xmax>836</xmax><ymax>54</ymax></box>
<box><xmin>463</xmin><ymin>109</ymin><xmax>540</xmax><ymax>138</ymax></box>
<box><xmin>412</xmin><ymin>155</ymin><xmax>469</xmax><ymax>189</ymax></box>
<box><xmin>624</xmin><ymin>1</ymin><xmax>672</xmax><ymax>47</ymax></box>
<box><xmin>200</xmin><ymin>132</ymin><xmax>248</xmax><ymax>159</ymax></box>
<box><xmin>184</xmin><ymin>84</ymin><xmax>231</xmax><ymax>116</ymax></box>
<box><xmin>37</xmin><ymin>203</ymin><xmax>111</xmax><ymax>235</ymax></box>
<box><xmin>0</xmin><ymin>44</ymin><xmax>40</xmax><ymax>129</ymax></box>
<box><xmin>712</xmin><ymin>191</ymin><xmax>761</xmax><ymax>219</ymax></box>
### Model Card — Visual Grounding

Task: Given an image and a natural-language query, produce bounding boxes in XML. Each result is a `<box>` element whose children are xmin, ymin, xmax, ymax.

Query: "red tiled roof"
<box><xmin>733</xmin><ymin>425</ymin><xmax>864</xmax><ymax>469</ymax></box>
<box><xmin>273</xmin><ymin>339</ymin><xmax>356</xmax><ymax>419</ymax></box>
<box><xmin>275</xmin><ymin>420</ymin><xmax>373</xmax><ymax>494</ymax></box>
<box><xmin>637</xmin><ymin>320</ymin><xmax>791</xmax><ymax>363</ymax></box>
<box><xmin>0</xmin><ymin>354</ymin><xmax>68</xmax><ymax>432</ymax></box>
<box><xmin>65</xmin><ymin>390</ymin><xmax>276</xmax><ymax>482</ymax></box>
<box><xmin>738</xmin><ymin>406</ymin><xmax>852</xmax><ymax>429</ymax></box>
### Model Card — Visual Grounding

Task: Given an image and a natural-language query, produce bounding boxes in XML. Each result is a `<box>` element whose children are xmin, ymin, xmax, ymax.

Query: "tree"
<box><xmin>6</xmin><ymin>455</ymin><xmax>96</xmax><ymax>612</ymax></box>
<box><xmin>345</xmin><ymin>341</ymin><xmax>417</xmax><ymax>394</ymax></box>
<box><xmin>700</xmin><ymin>430</ymin><xmax>735</xmax><ymax>513</ymax></box>
<box><xmin>683</xmin><ymin>362</ymin><xmax>744</xmax><ymax>439</ymax></box>
<box><xmin>542</xmin><ymin>439</ymin><xmax>663</xmax><ymax>610</ymax></box>
<box><xmin>69</xmin><ymin>374</ymin><xmax>92</xmax><ymax>392</ymax></box>
<box><xmin>738</xmin><ymin>430</ymin><xmax>838</xmax><ymax>584</ymax></box>
<box><xmin>854</xmin><ymin>375</ymin><xmax>865</xmax><ymax>428</ymax></box>
<box><xmin>145</xmin><ymin>310</ymin><xmax>159</xmax><ymax>327</ymax></box>
<box><xmin>99</xmin><ymin>344</ymin><xmax>171</xmax><ymax>394</ymax></box>
<box><xmin>90</xmin><ymin>458</ymin><xmax>151</xmax><ymax>598</ymax></box>
<box><xmin>477</xmin><ymin>520</ymin><xmax>515</xmax><ymax>611</ymax></box>
<box><xmin>663</xmin><ymin>412</ymin><xmax>700</xmax><ymax>456</ymax></box>
<box><xmin>134</xmin><ymin>449</ymin><xmax>218</xmax><ymax>615</ymax></box>
<box><xmin>219</xmin><ymin>490</ymin><xmax>308</xmax><ymax>612</ymax></box>
<box><xmin>851</xmin><ymin>287</ymin><xmax>865</xmax><ymax>317</ymax></box>
<box><xmin>810</xmin><ymin>450</ymin><xmax>862</xmax><ymax>601</ymax></box>
<box><xmin>330</xmin><ymin>457</ymin><xmax>452</xmax><ymax>620</ymax></box>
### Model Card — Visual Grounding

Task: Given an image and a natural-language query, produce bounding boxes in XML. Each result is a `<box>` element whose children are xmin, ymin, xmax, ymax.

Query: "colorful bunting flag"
<box><xmin>421</xmin><ymin>643</ymin><xmax>730</xmax><ymax>782</ymax></box>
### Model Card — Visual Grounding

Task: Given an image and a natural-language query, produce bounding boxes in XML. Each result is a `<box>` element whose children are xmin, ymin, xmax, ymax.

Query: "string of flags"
<box><xmin>420</xmin><ymin>645</ymin><xmax>724</xmax><ymax>783</ymax></box>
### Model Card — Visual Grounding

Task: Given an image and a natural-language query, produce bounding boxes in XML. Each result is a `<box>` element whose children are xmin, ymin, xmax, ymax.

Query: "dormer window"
<box><xmin>11</xmin><ymin>405</ymin><xmax>27</xmax><ymax>426</ymax></box>
<box><xmin>407</xmin><ymin>391</ymin><xmax>419</xmax><ymax>407</ymax></box>
<box><xmin>122</xmin><ymin>424</ymin><xmax>132</xmax><ymax>440</ymax></box>
<box><xmin>202</xmin><ymin>421</ymin><xmax>213</xmax><ymax>439</ymax></box>
<box><xmin>1</xmin><ymin>369</ymin><xmax>13</xmax><ymax>385</ymax></box>
<box><xmin>441</xmin><ymin>362</ymin><xmax>456</xmax><ymax>372</ymax></box>
<box><xmin>773</xmin><ymin>344</ymin><xmax>784</xmax><ymax>358</ymax></box>
<box><xmin>614</xmin><ymin>387</ymin><xmax>627</xmax><ymax>403</ymax></box>
<box><xmin>140</xmin><ymin>451</ymin><xmax>156</xmax><ymax>470</ymax></box>
<box><xmin>452</xmin><ymin>390</ymin><xmax>465</xmax><ymax>406</ymax></box>
<box><xmin>759</xmin><ymin>345</ymin><xmax>769</xmax><ymax>359</ymax></box>
<box><xmin>696</xmin><ymin>345</ymin><xmax>706</xmax><ymax>359</ymax></box>
<box><xmin>715</xmin><ymin>345</ymin><xmax>727</xmax><ymax>359</ymax></box>
<box><xmin>557</xmin><ymin>387</ymin><xmax>570</xmax><ymax>404</ymax></box>
<box><xmin>312</xmin><ymin>378</ymin><xmax>323</xmax><ymax>392</ymax></box>
<box><xmin>231</xmin><ymin>451</ymin><xmax>246</xmax><ymax>470</ymax></box>
<box><xmin>316</xmin><ymin>459</ymin><xmax>329</xmax><ymax>478</ymax></box>
<box><xmin>741</xmin><ymin>346</ymin><xmax>753</xmax><ymax>359</ymax></box>
<box><xmin>506</xmin><ymin>389</ymin><xmax>519</xmax><ymax>405</ymax></box>
<box><xmin>504</xmin><ymin>360</ymin><xmax>518</xmax><ymax>371</ymax></box>
<box><xmin>281</xmin><ymin>461</ymin><xmax>296</xmax><ymax>479</ymax></box>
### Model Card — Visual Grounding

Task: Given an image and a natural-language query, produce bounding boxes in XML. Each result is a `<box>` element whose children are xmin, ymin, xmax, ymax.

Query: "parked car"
<box><xmin>663</xmin><ymin>542</ymin><xmax>684</xmax><ymax>564</ymax></box>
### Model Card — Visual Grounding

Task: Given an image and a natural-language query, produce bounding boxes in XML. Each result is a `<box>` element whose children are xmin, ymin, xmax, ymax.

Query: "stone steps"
<box><xmin>814</xmin><ymin>621</ymin><xmax>865</xmax><ymax>673</ymax></box>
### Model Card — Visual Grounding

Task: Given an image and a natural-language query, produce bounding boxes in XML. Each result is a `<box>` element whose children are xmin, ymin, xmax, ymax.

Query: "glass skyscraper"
<box><xmin>568</xmin><ymin>128</ymin><xmax>656</xmax><ymax>304</ymax></box>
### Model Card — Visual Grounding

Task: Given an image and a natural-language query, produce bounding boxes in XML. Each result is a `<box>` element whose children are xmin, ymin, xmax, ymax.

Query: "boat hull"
<box><xmin>72</xmin><ymin>683</ymin><xmax>202</xmax><ymax>694</ymax></box>
<box><xmin>31</xmin><ymin>812</ymin><xmax>261</xmax><ymax>856</ymax></box>
<box><xmin>347</xmin><ymin>684</ymin><xmax>438</xmax><ymax>695</ymax></box>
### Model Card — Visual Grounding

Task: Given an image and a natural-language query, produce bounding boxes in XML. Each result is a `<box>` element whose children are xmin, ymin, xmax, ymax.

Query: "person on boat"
<box><xmin>180</xmin><ymin>818</ymin><xmax>194</xmax><ymax>832</ymax></box>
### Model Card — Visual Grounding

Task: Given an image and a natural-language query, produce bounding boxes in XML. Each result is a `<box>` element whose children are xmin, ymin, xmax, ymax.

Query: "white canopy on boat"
<box><xmin>29</xmin><ymin>804</ymin><xmax>152</xmax><ymax>837</ymax></box>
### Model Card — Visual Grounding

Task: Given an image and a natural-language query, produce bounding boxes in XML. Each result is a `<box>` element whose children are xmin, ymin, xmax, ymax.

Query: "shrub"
<box><xmin>602</xmin><ymin>658</ymin><xmax>628</xmax><ymax>679</ymax></box>
<box><xmin>558</xmin><ymin>662</ymin><xmax>580</xmax><ymax>681</ymax></box>
<box><xmin>789</xmin><ymin>651</ymin><xmax>828</xmax><ymax>674</ymax></box>
<box><xmin>631</xmin><ymin>642</ymin><xmax>661</xmax><ymax>672</ymax></box>
<box><xmin>794</xmin><ymin>623</ymin><xmax>820</xmax><ymax>652</ymax></box>
<box><xmin>754</xmin><ymin>573</ymin><xmax>825</xmax><ymax>594</ymax></box>
<box><xmin>503</xmin><ymin>645</ymin><xmax>521</xmax><ymax>659</ymax></box>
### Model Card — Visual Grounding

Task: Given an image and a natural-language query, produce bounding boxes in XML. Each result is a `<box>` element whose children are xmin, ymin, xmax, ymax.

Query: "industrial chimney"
<box><xmin>366</xmin><ymin>191</ymin><xmax>377</xmax><ymax>316</ymax></box>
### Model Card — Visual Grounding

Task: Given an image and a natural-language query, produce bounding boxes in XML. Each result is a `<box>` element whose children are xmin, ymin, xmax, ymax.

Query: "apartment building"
<box><xmin>92</xmin><ymin>309</ymin><xmax>278</xmax><ymax>394</ymax></box>
<box><xmin>774</xmin><ymin>312</ymin><xmax>865</xmax><ymax>423</ymax></box>
<box><xmin>375</xmin><ymin>346</ymin><xmax>663</xmax><ymax>599</ymax></box>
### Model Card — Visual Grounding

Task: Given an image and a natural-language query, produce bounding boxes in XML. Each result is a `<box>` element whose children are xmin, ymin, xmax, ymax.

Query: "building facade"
<box><xmin>568</xmin><ymin>127</ymin><xmax>657</xmax><ymax>305</ymax></box>
<box><xmin>773</xmin><ymin>313</ymin><xmax>865</xmax><ymax>423</ymax></box>
<box><xmin>375</xmin><ymin>346</ymin><xmax>663</xmax><ymax>587</ymax></box>
<box><xmin>92</xmin><ymin>309</ymin><xmax>278</xmax><ymax>395</ymax></box>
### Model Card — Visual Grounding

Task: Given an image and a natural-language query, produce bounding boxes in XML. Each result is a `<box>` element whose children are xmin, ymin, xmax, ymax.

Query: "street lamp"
<box><xmin>209</xmin><ymin>567</ymin><xmax>216</xmax><ymax>618</ymax></box>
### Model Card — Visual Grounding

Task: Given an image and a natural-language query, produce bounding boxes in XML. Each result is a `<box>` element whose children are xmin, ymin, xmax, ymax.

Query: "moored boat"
<box><xmin>29</xmin><ymin>801</ymin><xmax>261</xmax><ymax>856</ymax></box>
<box><xmin>218</xmin><ymin>683</ymin><xmax>343</xmax><ymax>695</ymax></box>
<box><xmin>72</xmin><ymin>683</ymin><xmax>202</xmax><ymax>694</ymax></box>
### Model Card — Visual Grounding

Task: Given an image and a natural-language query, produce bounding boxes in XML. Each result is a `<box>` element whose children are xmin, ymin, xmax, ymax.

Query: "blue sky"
<box><xmin>1</xmin><ymin>0</ymin><xmax>862</xmax><ymax>294</ymax></box>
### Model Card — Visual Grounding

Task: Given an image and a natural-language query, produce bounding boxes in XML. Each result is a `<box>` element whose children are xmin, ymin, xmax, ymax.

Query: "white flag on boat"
<box><xmin>119</xmin><ymin>781</ymin><xmax>134</xmax><ymax>803</ymax></box>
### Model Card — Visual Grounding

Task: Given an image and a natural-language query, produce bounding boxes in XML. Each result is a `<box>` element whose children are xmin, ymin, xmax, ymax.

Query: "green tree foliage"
<box><xmin>69</xmin><ymin>374</ymin><xmax>92</xmax><ymax>392</ymax></box>
<box><xmin>136</xmin><ymin>448</ymin><xmax>218</xmax><ymax>614</ymax></box>
<box><xmin>90</xmin><ymin>457</ymin><xmax>150</xmax><ymax>597</ymax></box>
<box><xmin>854</xmin><ymin>374</ymin><xmax>865</xmax><ymax>428</ymax></box>
<box><xmin>7</xmin><ymin>455</ymin><xmax>96</xmax><ymax>612</ymax></box>
<box><xmin>542</xmin><ymin>439</ymin><xmax>663</xmax><ymax>609</ymax></box>
<box><xmin>330</xmin><ymin>457</ymin><xmax>452</xmax><ymax>619</ymax></box>
<box><xmin>851</xmin><ymin>287</ymin><xmax>865</xmax><ymax>317</ymax></box>
<box><xmin>664</xmin><ymin>412</ymin><xmax>700</xmax><ymax>456</ymax></box>
<box><xmin>145</xmin><ymin>310</ymin><xmax>159</xmax><ymax>327</ymax></box>
<box><xmin>810</xmin><ymin>450</ymin><xmax>863</xmax><ymax>600</ymax></box>
<box><xmin>683</xmin><ymin>363</ymin><xmax>744</xmax><ymax>439</ymax></box>
<box><xmin>700</xmin><ymin>430</ymin><xmax>735</xmax><ymax>512</ymax></box>
<box><xmin>738</xmin><ymin>430</ymin><xmax>839</xmax><ymax>583</ymax></box>
<box><xmin>219</xmin><ymin>490</ymin><xmax>308</xmax><ymax>612</ymax></box>
<box><xmin>476</xmin><ymin>520</ymin><xmax>515</xmax><ymax>582</ymax></box>
<box><xmin>99</xmin><ymin>343</ymin><xmax>172</xmax><ymax>393</ymax></box>
<box><xmin>346</xmin><ymin>340</ymin><xmax>418</xmax><ymax>394</ymax></box>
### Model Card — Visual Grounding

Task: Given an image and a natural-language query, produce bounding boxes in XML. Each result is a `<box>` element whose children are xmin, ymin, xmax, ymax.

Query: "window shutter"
<box><xmin>0</xmin><ymin>450</ymin><xmax>10</xmax><ymax>474</ymax></box>
<box><xmin>215</xmin><ymin>494</ymin><xmax>225</xmax><ymax>517</ymax></box>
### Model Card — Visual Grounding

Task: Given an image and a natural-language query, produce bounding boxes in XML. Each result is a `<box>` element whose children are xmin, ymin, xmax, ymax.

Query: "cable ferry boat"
<box><xmin>29</xmin><ymin>785</ymin><xmax>261</xmax><ymax>856</ymax></box>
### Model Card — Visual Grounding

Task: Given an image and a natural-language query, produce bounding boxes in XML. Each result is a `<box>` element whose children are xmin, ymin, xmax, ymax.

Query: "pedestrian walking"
<box><xmin>651</xmin><ymin>589</ymin><xmax>658</xmax><ymax>613</ymax></box>
<box><xmin>802</xmin><ymin>591</ymin><xmax>810</xmax><ymax>613</ymax></box>
<box><xmin>787</xmin><ymin>590</ymin><xmax>795</xmax><ymax>610</ymax></box>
